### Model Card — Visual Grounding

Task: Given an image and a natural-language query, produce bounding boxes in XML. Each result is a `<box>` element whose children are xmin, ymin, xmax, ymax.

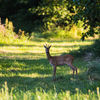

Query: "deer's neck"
<box><xmin>46</xmin><ymin>51</ymin><xmax>51</xmax><ymax>60</ymax></box>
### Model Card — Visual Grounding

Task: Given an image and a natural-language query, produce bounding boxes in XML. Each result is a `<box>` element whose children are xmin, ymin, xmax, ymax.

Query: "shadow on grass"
<box><xmin>69</xmin><ymin>39</ymin><xmax>100</xmax><ymax>57</ymax></box>
<box><xmin>0</xmin><ymin>43</ymin><xmax>81</xmax><ymax>48</ymax></box>
<box><xmin>0</xmin><ymin>39</ymin><xmax>94</xmax><ymax>47</ymax></box>
<box><xmin>0</xmin><ymin>72</ymin><xmax>99</xmax><ymax>95</ymax></box>
<box><xmin>0</xmin><ymin>58</ymin><xmax>51</xmax><ymax>74</ymax></box>
<box><xmin>0</xmin><ymin>40</ymin><xmax>100</xmax><ymax>95</ymax></box>
<box><xmin>0</xmin><ymin>43</ymin><xmax>36</xmax><ymax>47</ymax></box>
<box><xmin>0</xmin><ymin>57</ymin><xmax>99</xmax><ymax>95</ymax></box>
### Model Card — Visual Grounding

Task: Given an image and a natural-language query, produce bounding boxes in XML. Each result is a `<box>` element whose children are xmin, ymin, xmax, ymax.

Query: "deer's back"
<box><xmin>49</xmin><ymin>54</ymin><xmax>74</xmax><ymax>66</ymax></box>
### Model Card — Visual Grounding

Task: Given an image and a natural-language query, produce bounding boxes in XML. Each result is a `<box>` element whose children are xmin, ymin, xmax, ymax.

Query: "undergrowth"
<box><xmin>87</xmin><ymin>58</ymin><xmax>100</xmax><ymax>80</ymax></box>
<box><xmin>70</xmin><ymin>39</ymin><xmax>100</xmax><ymax>57</ymax></box>
<box><xmin>0</xmin><ymin>82</ymin><xmax>100</xmax><ymax>100</ymax></box>
<box><xmin>0</xmin><ymin>18</ymin><xmax>28</xmax><ymax>44</ymax></box>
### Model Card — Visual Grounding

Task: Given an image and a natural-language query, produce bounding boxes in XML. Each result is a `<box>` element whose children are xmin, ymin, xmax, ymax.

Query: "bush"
<box><xmin>41</xmin><ymin>19</ymin><xmax>89</xmax><ymax>39</ymax></box>
<box><xmin>87</xmin><ymin>59</ymin><xmax>100</xmax><ymax>80</ymax></box>
<box><xmin>42</xmin><ymin>27</ymin><xmax>64</xmax><ymax>39</ymax></box>
<box><xmin>0</xmin><ymin>18</ymin><xmax>28</xmax><ymax>44</ymax></box>
<box><xmin>70</xmin><ymin>39</ymin><xmax>100</xmax><ymax>57</ymax></box>
<box><xmin>91</xmin><ymin>39</ymin><xmax>100</xmax><ymax>56</ymax></box>
<box><xmin>0</xmin><ymin>18</ymin><xmax>15</xmax><ymax>42</ymax></box>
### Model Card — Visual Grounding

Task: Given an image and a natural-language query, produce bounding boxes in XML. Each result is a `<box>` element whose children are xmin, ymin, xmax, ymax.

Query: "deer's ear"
<box><xmin>49</xmin><ymin>45</ymin><xmax>51</xmax><ymax>48</ymax></box>
<box><xmin>44</xmin><ymin>45</ymin><xmax>46</xmax><ymax>48</ymax></box>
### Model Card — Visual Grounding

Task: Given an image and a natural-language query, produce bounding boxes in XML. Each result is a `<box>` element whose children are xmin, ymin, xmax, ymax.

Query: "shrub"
<box><xmin>87</xmin><ymin>59</ymin><xmax>100</xmax><ymax>80</ymax></box>
<box><xmin>91</xmin><ymin>39</ymin><xmax>100</xmax><ymax>56</ymax></box>
<box><xmin>70</xmin><ymin>39</ymin><xmax>100</xmax><ymax>57</ymax></box>
<box><xmin>41</xmin><ymin>19</ymin><xmax>89</xmax><ymax>39</ymax></box>
<box><xmin>0</xmin><ymin>18</ymin><xmax>28</xmax><ymax>43</ymax></box>
<box><xmin>0</xmin><ymin>18</ymin><xmax>15</xmax><ymax>41</ymax></box>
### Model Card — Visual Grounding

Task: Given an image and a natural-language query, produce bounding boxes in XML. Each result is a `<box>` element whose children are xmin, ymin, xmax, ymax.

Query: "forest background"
<box><xmin>0</xmin><ymin>0</ymin><xmax>99</xmax><ymax>39</ymax></box>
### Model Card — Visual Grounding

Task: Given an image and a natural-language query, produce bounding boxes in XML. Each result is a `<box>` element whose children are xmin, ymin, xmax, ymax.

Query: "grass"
<box><xmin>0</xmin><ymin>39</ymin><xmax>100</xmax><ymax>100</ymax></box>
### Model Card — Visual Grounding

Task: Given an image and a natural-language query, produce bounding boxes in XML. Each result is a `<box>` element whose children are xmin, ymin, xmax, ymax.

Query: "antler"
<box><xmin>44</xmin><ymin>43</ymin><xmax>51</xmax><ymax>48</ymax></box>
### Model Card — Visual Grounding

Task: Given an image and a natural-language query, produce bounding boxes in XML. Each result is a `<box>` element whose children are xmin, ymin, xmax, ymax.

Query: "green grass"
<box><xmin>0</xmin><ymin>39</ymin><xmax>100</xmax><ymax>100</ymax></box>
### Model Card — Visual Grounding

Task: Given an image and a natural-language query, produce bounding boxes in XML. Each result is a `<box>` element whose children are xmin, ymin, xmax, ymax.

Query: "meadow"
<box><xmin>0</xmin><ymin>39</ymin><xmax>100</xmax><ymax>100</ymax></box>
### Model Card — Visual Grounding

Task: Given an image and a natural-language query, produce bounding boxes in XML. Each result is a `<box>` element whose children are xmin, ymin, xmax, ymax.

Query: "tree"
<box><xmin>74</xmin><ymin>0</ymin><xmax>100</xmax><ymax>40</ymax></box>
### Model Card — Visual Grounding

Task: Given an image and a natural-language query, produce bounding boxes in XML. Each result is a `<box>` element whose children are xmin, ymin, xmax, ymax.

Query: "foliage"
<box><xmin>74</xmin><ymin>0</ymin><xmax>100</xmax><ymax>38</ymax></box>
<box><xmin>0</xmin><ymin>18</ymin><xmax>28</xmax><ymax>44</ymax></box>
<box><xmin>42</xmin><ymin>20</ymin><xmax>90</xmax><ymax>39</ymax></box>
<box><xmin>91</xmin><ymin>39</ymin><xmax>100</xmax><ymax>56</ymax></box>
<box><xmin>42</xmin><ymin>27</ymin><xmax>67</xmax><ymax>39</ymax></box>
<box><xmin>36</xmin><ymin>0</ymin><xmax>73</xmax><ymax>30</ymax></box>
<box><xmin>0</xmin><ymin>18</ymin><xmax>15</xmax><ymax>42</ymax></box>
<box><xmin>0</xmin><ymin>0</ymin><xmax>99</xmax><ymax>39</ymax></box>
<box><xmin>70</xmin><ymin>39</ymin><xmax>100</xmax><ymax>57</ymax></box>
<box><xmin>87</xmin><ymin>59</ymin><xmax>100</xmax><ymax>80</ymax></box>
<box><xmin>0</xmin><ymin>0</ymin><xmax>80</xmax><ymax>39</ymax></box>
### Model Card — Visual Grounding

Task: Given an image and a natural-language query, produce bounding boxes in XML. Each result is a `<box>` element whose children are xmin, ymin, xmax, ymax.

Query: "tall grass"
<box><xmin>0</xmin><ymin>82</ymin><xmax>100</xmax><ymax>100</ymax></box>
<box><xmin>0</xmin><ymin>18</ymin><xmax>28</xmax><ymax>45</ymax></box>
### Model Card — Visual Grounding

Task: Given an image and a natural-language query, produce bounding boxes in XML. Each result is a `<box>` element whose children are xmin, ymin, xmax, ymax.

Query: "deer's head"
<box><xmin>44</xmin><ymin>44</ymin><xmax>51</xmax><ymax>53</ymax></box>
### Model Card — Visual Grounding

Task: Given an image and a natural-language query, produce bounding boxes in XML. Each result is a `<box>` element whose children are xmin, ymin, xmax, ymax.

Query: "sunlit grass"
<box><xmin>0</xmin><ymin>39</ymin><xmax>100</xmax><ymax>100</ymax></box>
<box><xmin>0</xmin><ymin>82</ymin><xmax>100</xmax><ymax>100</ymax></box>
<box><xmin>0</xmin><ymin>39</ymin><xmax>94</xmax><ymax>58</ymax></box>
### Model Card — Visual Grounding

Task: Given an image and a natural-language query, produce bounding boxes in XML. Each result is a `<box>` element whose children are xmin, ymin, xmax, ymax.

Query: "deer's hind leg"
<box><xmin>67</xmin><ymin>63</ymin><xmax>77</xmax><ymax>76</ymax></box>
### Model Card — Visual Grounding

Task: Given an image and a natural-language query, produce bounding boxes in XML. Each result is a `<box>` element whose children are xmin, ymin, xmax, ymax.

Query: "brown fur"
<box><xmin>44</xmin><ymin>44</ymin><xmax>77</xmax><ymax>81</ymax></box>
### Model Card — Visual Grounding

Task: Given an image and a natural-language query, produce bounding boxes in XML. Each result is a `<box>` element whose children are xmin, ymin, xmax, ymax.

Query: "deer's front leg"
<box><xmin>53</xmin><ymin>65</ymin><xmax>56</xmax><ymax>81</ymax></box>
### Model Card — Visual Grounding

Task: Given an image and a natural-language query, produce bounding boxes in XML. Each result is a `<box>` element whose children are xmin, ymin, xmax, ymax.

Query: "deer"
<box><xmin>44</xmin><ymin>44</ymin><xmax>77</xmax><ymax>81</ymax></box>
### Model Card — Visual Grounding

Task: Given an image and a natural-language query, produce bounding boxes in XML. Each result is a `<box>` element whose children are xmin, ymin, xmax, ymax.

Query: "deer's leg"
<box><xmin>75</xmin><ymin>67</ymin><xmax>77</xmax><ymax>75</ymax></box>
<box><xmin>72</xmin><ymin>65</ymin><xmax>77</xmax><ymax>75</ymax></box>
<box><xmin>53</xmin><ymin>65</ymin><xmax>56</xmax><ymax>81</ymax></box>
<box><xmin>67</xmin><ymin>63</ymin><xmax>77</xmax><ymax>76</ymax></box>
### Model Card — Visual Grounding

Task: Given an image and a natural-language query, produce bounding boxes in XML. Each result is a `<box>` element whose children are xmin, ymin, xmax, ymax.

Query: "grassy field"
<box><xmin>0</xmin><ymin>39</ymin><xmax>100</xmax><ymax>100</ymax></box>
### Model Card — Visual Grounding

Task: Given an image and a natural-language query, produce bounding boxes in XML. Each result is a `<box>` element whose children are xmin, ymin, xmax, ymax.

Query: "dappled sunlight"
<box><xmin>0</xmin><ymin>39</ymin><xmax>100</xmax><ymax>100</ymax></box>
<box><xmin>0</xmin><ymin>40</ymin><xmax>94</xmax><ymax>60</ymax></box>
<box><xmin>0</xmin><ymin>51</ymin><xmax>45</xmax><ymax>60</ymax></box>
<box><xmin>52</xmin><ymin>40</ymin><xmax>94</xmax><ymax>47</ymax></box>
<box><xmin>0</xmin><ymin>46</ymin><xmax>44</xmax><ymax>53</ymax></box>
<box><xmin>19</xmin><ymin>73</ymin><xmax>51</xmax><ymax>78</ymax></box>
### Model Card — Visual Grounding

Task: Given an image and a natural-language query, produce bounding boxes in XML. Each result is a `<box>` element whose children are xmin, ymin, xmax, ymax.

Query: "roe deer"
<box><xmin>44</xmin><ymin>44</ymin><xmax>77</xmax><ymax>81</ymax></box>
